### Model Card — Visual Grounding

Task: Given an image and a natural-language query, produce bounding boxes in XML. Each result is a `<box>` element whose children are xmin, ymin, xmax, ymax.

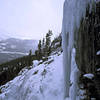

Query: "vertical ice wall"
<box><xmin>62</xmin><ymin>0</ymin><xmax>95</xmax><ymax>99</ymax></box>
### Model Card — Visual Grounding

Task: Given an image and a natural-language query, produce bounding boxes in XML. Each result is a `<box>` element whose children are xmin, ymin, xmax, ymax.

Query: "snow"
<box><xmin>97</xmin><ymin>68</ymin><xmax>100</xmax><ymax>71</ymax></box>
<box><xmin>0</xmin><ymin>47</ymin><xmax>6</xmax><ymax>51</ymax></box>
<box><xmin>33</xmin><ymin>60</ymin><xmax>39</xmax><ymax>67</ymax></box>
<box><xmin>2</xmin><ymin>47</ymin><xmax>6</xmax><ymax>50</ymax></box>
<box><xmin>0</xmin><ymin>43</ymin><xmax>7</xmax><ymax>46</ymax></box>
<box><xmin>0</xmin><ymin>53</ymin><xmax>64</xmax><ymax>100</ymax></box>
<box><xmin>83</xmin><ymin>73</ymin><xmax>94</xmax><ymax>79</ymax></box>
<box><xmin>10</xmin><ymin>45</ymin><xmax>16</xmax><ymax>49</ymax></box>
<box><xmin>96</xmin><ymin>50</ymin><xmax>100</xmax><ymax>55</ymax></box>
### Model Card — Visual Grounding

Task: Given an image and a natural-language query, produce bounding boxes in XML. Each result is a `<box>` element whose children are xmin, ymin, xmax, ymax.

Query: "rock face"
<box><xmin>75</xmin><ymin>2</ymin><xmax>100</xmax><ymax>74</ymax></box>
<box><xmin>75</xmin><ymin>2</ymin><xmax>100</xmax><ymax>99</ymax></box>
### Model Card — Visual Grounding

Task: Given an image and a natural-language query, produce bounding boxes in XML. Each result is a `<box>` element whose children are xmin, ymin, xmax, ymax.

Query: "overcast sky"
<box><xmin>0</xmin><ymin>0</ymin><xmax>64</xmax><ymax>40</ymax></box>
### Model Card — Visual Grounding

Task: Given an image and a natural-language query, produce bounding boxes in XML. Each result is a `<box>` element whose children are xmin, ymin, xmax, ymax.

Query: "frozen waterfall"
<box><xmin>62</xmin><ymin>0</ymin><xmax>95</xmax><ymax>99</ymax></box>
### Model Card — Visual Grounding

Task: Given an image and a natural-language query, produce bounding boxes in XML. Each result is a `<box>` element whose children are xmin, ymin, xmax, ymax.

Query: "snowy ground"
<box><xmin>0</xmin><ymin>53</ymin><xmax>64</xmax><ymax>100</ymax></box>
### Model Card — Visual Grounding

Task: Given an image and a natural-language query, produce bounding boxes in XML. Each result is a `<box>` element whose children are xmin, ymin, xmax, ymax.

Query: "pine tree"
<box><xmin>38</xmin><ymin>40</ymin><xmax>42</xmax><ymax>59</ymax></box>
<box><xmin>35</xmin><ymin>50</ymin><xmax>38</xmax><ymax>57</ymax></box>
<box><xmin>45</xmin><ymin>30</ymin><xmax>53</xmax><ymax>56</ymax></box>
<box><xmin>27</xmin><ymin>50</ymin><xmax>33</xmax><ymax>67</ymax></box>
<box><xmin>42</xmin><ymin>38</ymin><xmax>45</xmax><ymax>46</ymax></box>
<box><xmin>41</xmin><ymin>38</ymin><xmax>45</xmax><ymax>56</ymax></box>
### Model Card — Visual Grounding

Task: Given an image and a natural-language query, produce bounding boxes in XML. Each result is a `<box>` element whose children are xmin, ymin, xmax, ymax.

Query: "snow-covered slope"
<box><xmin>0</xmin><ymin>53</ymin><xmax>64</xmax><ymax>100</ymax></box>
<box><xmin>62</xmin><ymin>0</ymin><xmax>96</xmax><ymax>99</ymax></box>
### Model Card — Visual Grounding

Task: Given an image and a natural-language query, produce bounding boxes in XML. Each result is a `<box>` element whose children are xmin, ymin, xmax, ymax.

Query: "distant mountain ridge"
<box><xmin>0</xmin><ymin>38</ymin><xmax>38</xmax><ymax>64</ymax></box>
<box><xmin>0</xmin><ymin>30</ymin><xmax>12</xmax><ymax>41</ymax></box>
<box><xmin>0</xmin><ymin>38</ymin><xmax>38</xmax><ymax>53</ymax></box>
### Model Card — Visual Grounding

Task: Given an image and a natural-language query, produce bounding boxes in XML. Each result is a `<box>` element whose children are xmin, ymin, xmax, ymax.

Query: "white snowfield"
<box><xmin>0</xmin><ymin>53</ymin><xmax>64</xmax><ymax>100</ymax></box>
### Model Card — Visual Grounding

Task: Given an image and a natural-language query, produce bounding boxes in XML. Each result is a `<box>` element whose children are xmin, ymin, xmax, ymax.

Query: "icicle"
<box><xmin>62</xmin><ymin>0</ymin><xmax>95</xmax><ymax>99</ymax></box>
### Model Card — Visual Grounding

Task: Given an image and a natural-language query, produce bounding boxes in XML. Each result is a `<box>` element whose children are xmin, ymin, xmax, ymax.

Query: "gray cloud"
<box><xmin>0</xmin><ymin>0</ymin><xmax>64</xmax><ymax>40</ymax></box>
